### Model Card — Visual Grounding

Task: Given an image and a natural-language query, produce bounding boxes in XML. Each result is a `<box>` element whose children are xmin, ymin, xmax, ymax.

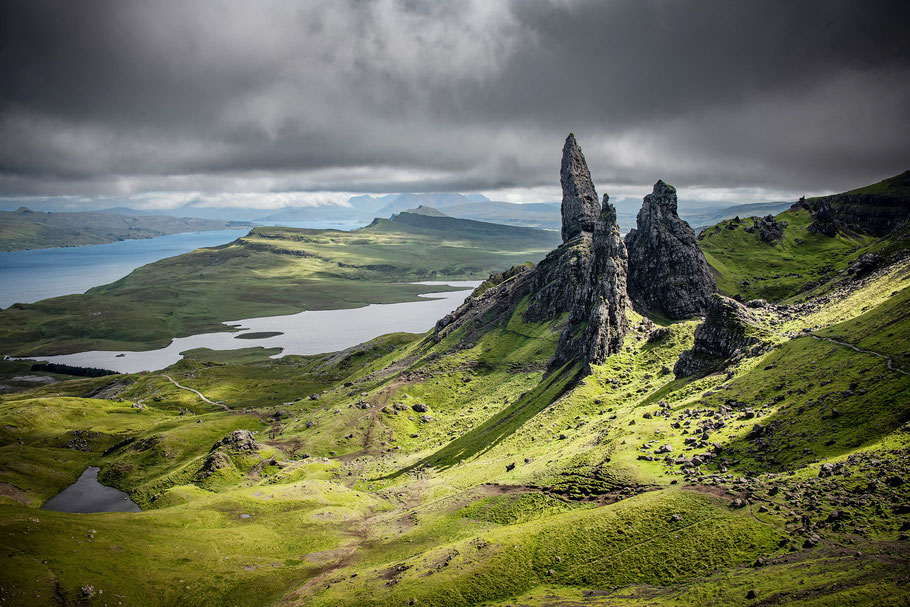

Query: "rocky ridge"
<box><xmin>625</xmin><ymin>180</ymin><xmax>717</xmax><ymax>319</ymax></box>
<box><xmin>795</xmin><ymin>170</ymin><xmax>910</xmax><ymax>237</ymax></box>
<box><xmin>436</xmin><ymin>135</ymin><xmax>785</xmax><ymax>376</ymax></box>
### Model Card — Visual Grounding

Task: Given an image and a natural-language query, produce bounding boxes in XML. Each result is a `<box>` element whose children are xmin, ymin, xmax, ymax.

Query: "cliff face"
<box><xmin>560</xmin><ymin>134</ymin><xmax>601</xmax><ymax>242</ymax></box>
<box><xmin>674</xmin><ymin>294</ymin><xmax>769</xmax><ymax>378</ymax></box>
<box><xmin>796</xmin><ymin>170</ymin><xmax>910</xmax><ymax>237</ymax></box>
<box><xmin>625</xmin><ymin>180</ymin><xmax>717</xmax><ymax>319</ymax></box>
<box><xmin>798</xmin><ymin>193</ymin><xmax>908</xmax><ymax>237</ymax></box>
<box><xmin>530</xmin><ymin>141</ymin><xmax>629</xmax><ymax>369</ymax></box>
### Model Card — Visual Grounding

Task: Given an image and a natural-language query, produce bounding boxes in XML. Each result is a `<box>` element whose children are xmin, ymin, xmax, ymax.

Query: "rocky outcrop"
<box><xmin>198</xmin><ymin>450</ymin><xmax>233</xmax><ymax>478</ymax></box>
<box><xmin>435</xmin><ymin>134</ymin><xmax>628</xmax><ymax>371</ymax></box>
<box><xmin>210</xmin><ymin>429</ymin><xmax>262</xmax><ymax>453</ymax></box>
<box><xmin>848</xmin><ymin>253</ymin><xmax>883</xmax><ymax>277</ymax></box>
<box><xmin>799</xmin><ymin>193</ymin><xmax>908</xmax><ymax>237</ymax></box>
<box><xmin>743</xmin><ymin>215</ymin><xmax>788</xmax><ymax>244</ymax></box>
<box><xmin>551</xmin><ymin>196</ymin><xmax>629</xmax><ymax>367</ymax></box>
<box><xmin>625</xmin><ymin>180</ymin><xmax>717</xmax><ymax>319</ymax></box>
<box><xmin>523</xmin><ymin>234</ymin><xmax>593</xmax><ymax>324</ymax></box>
<box><xmin>197</xmin><ymin>430</ymin><xmax>263</xmax><ymax>479</ymax></box>
<box><xmin>674</xmin><ymin>294</ymin><xmax>769</xmax><ymax>378</ymax></box>
<box><xmin>560</xmin><ymin>134</ymin><xmax>601</xmax><ymax>242</ymax></box>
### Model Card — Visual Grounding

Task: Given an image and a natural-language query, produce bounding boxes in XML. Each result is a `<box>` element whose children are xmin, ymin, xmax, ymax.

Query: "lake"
<box><xmin>27</xmin><ymin>281</ymin><xmax>480</xmax><ymax>373</ymax></box>
<box><xmin>0</xmin><ymin>221</ymin><xmax>368</xmax><ymax>309</ymax></box>
<box><xmin>40</xmin><ymin>466</ymin><xmax>141</xmax><ymax>513</ymax></box>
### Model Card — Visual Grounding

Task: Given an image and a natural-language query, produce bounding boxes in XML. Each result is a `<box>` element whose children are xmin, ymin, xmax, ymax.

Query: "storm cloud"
<box><xmin>1</xmin><ymin>0</ymin><xmax>908</xmax><ymax>207</ymax></box>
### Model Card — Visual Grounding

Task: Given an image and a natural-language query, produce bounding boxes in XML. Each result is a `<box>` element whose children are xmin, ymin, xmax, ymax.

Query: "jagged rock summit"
<box><xmin>560</xmin><ymin>134</ymin><xmax>601</xmax><ymax>242</ymax></box>
<box><xmin>436</xmin><ymin>134</ymin><xmax>628</xmax><ymax>370</ymax></box>
<box><xmin>625</xmin><ymin>180</ymin><xmax>717</xmax><ymax>319</ymax></box>
<box><xmin>674</xmin><ymin>294</ymin><xmax>769</xmax><ymax>377</ymax></box>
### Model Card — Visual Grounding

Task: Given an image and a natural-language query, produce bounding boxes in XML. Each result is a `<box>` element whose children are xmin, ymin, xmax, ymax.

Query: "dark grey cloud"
<box><xmin>1</xmin><ymin>0</ymin><xmax>908</xmax><ymax>206</ymax></box>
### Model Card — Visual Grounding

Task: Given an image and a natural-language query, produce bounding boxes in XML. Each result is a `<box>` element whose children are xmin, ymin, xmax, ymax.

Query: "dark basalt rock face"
<box><xmin>560</xmin><ymin>134</ymin><xmax>601</xmax><ymax>242</ymax></box>
<box><xmin>799</xmin><ymin>193</ymin><xmax>908</xmax><ymax>237</ymax></box>
<box><xmin>523</xmin><ymin>233</ymin><xmax>593</xmax><ymax>324</ymax></box>
<box><xmin>625</xmin><ymin>180</ymin><xmax>717</xmax><ymax>319</ymax></box>
<box><xmin>435</xmin><ymin>135</ymin><xmax>628</xmax><ymax>371</ymax></box>
<box><xmin>550</xmin><ymin>196</ymin><xmax>629</xmax><ymax>368</ymax></box>
<box><xmin>674</xmin><ymin>294</ymin><xmax>769</xmax><ymax>378</ymax></box>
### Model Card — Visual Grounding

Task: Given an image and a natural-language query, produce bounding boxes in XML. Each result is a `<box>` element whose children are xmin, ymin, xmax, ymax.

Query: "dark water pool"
<box><xmin>40</xmin><ymin>466</ymin><xmax>141</xmax><ymax>513</ymax></box>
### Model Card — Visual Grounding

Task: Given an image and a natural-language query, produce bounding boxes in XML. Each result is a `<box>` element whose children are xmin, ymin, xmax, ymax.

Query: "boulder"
<box><xmin>849</xmin><ymin>253</ymin><xmax>882</xmax><ymax>276</ymax></box>
<box><xmin>674</xmin><ymin>294</ymin><xmax>770</xmax><ymax>378</ymax></box>
<box><xmin>750</xmin><ymin>215</ymin><xmax>788</xmax><ymax>244</ymax></box>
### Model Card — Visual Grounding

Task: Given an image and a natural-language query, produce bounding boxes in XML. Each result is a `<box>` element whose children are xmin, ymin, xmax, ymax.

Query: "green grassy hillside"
<box><xmin>0</xmin><ymin>172</ymin><xmax>908</xmax><ymax>605</ymax></box>
<box><xmin>0</xmin><ymin>214</ymin><xmax>560</xmax><ymax>356</ymax></box>
<box><xmin>698</xmin><ymin>209</ymin><xmax>875</xmax><ymax>301</ymax></box>
<box><xmin>697</xmin><ymin>170</ymin><xmax>909</xmax><ymax>303</ymax></box>
<box><xmin>0</xmin><ymin>244</ymin><xmax>906</xmax><ymax>605</ymax></box>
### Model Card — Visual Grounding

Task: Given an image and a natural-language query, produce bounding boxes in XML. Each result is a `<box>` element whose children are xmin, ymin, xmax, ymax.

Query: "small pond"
<box><xmin>40</xmin><ymin>466</ymin><xmax>141</xmax><ymax>513</ymax></box>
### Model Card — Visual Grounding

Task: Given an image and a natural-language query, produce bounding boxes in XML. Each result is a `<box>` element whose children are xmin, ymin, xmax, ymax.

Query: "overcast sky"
<box><xmin>1</xmin><ymin>0</ymin><xmax>908</xmax><ymax>210</ymax></box>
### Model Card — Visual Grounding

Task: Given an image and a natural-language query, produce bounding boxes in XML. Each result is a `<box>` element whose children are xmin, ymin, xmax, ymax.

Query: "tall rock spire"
<box><xmin>579</xmin><ymin>194</ymin><xmax>629</xmax><ymax>363</ymax></box>
<box><xmin>625</xmin><ymin>180</ymin><xmax>716</xmax><ymax>319</ymax></box>
<box><xmin>560</xmin><ymin>133</ymin><xmax>601</xmax><ymax>242</ymax></box>
<box><xmin>551</xmin><ymin>193</ymin><xmax>630</xmax><ymax>368</ymax></box>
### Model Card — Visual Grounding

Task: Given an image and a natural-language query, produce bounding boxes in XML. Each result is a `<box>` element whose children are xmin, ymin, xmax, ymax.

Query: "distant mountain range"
<box><xmin>2</xmin><ymin>191</ymin><xmax>805</xmax><ymax>237</ymax></box>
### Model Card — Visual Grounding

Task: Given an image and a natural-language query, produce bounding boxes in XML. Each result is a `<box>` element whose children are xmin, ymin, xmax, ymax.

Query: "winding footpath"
<box><xmin>807</xmin><ymin>334</ymin><xmax>909</xmax><ymax>376</ymax></box>
<box><xmin>161</xmin><ymin>374</ymin><xmax>230</xmax><ymax>409</ymax></box>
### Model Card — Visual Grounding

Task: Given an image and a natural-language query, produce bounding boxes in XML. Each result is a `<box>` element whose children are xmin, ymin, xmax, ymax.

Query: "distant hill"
<box><xmin>698</xmin><ymin>170</ymin><xmax>910</xmax><ymax>301</ymax></box>
<box><xmin>254</xmin><ymin>193</ymin><xmax>564</xmax><ymax>229</ymax></box>
<box><xmin>439</xmin><ymin>201</ymin><xmax>561</xmax><ymax>229</ymax></box>
<box><xmin>374</xmin><ymin>192</ymin><xmax>490</xmax><ymax>217</ymax></box>
<box><xmin>0</xmin><ymin>207</ymin><xmax>252</xmax><ymax>251</ymax></box>
<box><xmin>796</xmin><ymin>169</ymin><xmax>910</xmax><ymax>237</ymax></box>
<box><xmin>95</xmin><ymin>207</ymin><xmax>155</xmax><ymax>216</ymax></box>
<box><xmin>399</xmin><ymin>205</ymin><xmax>450</xmax><ymax>217</ymax></box>
<box><xmin>374</xmin><ymin>210</ymin><xmax>561</xmax><ymax>246</ymax></box>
